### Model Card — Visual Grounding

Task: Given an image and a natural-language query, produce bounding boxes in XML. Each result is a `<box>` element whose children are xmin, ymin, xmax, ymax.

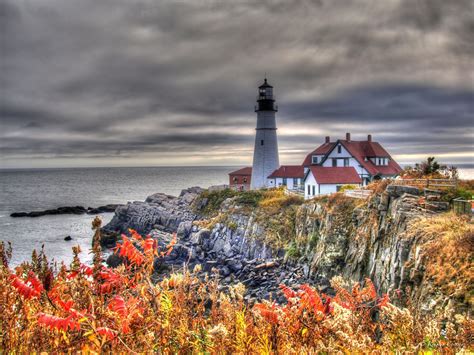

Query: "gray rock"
<box><xmin>386</xmin><ymin>185</ymin><xmax>421</xmax><ymax>197</ymax></box>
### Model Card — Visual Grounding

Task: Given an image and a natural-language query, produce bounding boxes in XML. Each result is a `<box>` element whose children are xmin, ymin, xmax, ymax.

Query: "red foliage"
<box><xmin>108</xmin><ymin>295</ymin><xmax>143</xmax><ymax>334</ymax></box>
<box><xmin>108</xmin><ymin>296</ymin><xmax>127</xmax><ymax>317</ymax></box>
<box><xmin>253</xmin><ymin>302</ymin><xmax>280</xmax><ymax>325</ymax></box>
<box><xmin>99</xmin><ymin>268</ymin><xmax>124</xmax><ymax>294</ymax></box>
<box><xmin>9</xmin><ymin>272</ymin><xmax>43</xmax><ymax>299</ymax></box>
<box><xmin>279</xmin><ymin>284</ymin><xmax>297</xmax><ymax>301</ymax></box>
<box><xmin>143</xmin><ymin>237</ymin><xmax>156</xmax><ymax>257</ymax></box>
<box><xmin>116</xmin><ymin>236</ymin><xmax>144</xmax><ymax>266</ymax></box>
<box><xmin>97</xmin><ymin>327</ymin><xmax>117</xmax><ymax>340</ymax></box>
<box><xmin>37</xmin><ymin>313</ymin><xmax>80</xmax><ymax>331</ymax></box>
<box><xmin>80</xmin><ymin>264</ymin><xmax>93</xmax><ymax>276</ymax></box>
<box><xmin>299</xmin><ymin>284</ymin><xmax>327</xmax><ymax>317</ymax></box>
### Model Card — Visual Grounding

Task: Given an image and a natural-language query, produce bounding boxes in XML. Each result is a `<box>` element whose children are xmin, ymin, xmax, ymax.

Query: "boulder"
<box><xmin>103</xmin><ymin>189</ymin><xmax>201</xmax><ymax>236</ymax></box>
<box><xmin>386</xmin><ymin>185</ymin><xmax>421</xmax><ymax>198</ymax></box>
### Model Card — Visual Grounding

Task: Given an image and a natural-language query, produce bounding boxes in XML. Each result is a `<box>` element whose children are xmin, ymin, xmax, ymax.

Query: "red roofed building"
<box><xmin>229</xmin><ymin>167</ymin><xmax>252</xmax><ymax>191</ymax></box>
<box><xmin>267</xmin><ymin>165</ymin><xmax>304</xmax><ymax>190</ymax></box>
<box><xmin>305</xmin><ymin>166</ymin><xmax>362</xmax><ymax>198</ymax></box>
<box><xmin>303</xmin><ymin>133</ymin><xmax>402</xmax><ymax>198</ymax></box>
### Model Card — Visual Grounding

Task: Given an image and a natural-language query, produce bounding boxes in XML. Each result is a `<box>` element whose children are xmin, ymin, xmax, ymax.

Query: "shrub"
<box><xmin>284</xmin><ymin>241</ymin><xmax>301</xmax><ymax>259</ymax></box>
<box><xmin>193</xmin><ymin>188</ymin><xmax>237</xmax><ymax>215</ymax></box>
<box><xmin>337</xmin><ymin>184</ymin><xmax>358</xmax><ymax>192</ymax></box>
<box><xmin>235</xmin><ymin>190</ymin><xmax>264</xmax><ymax>207</ymax></box>
<box><xmin>0</xmin><ymin>226</ymin><xmax>472</xmax><ymax>352</ymax></box>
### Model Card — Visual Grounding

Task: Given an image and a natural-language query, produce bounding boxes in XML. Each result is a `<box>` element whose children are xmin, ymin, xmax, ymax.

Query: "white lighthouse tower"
<box><xmin>251</xmin><ymin>78</ymin><xmax>280</xmax><ymax>189</ymax></box>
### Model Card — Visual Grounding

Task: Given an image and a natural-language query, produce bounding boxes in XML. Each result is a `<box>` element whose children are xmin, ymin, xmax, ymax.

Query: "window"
<box><xmin>344</xmin><ymin>158</ymin><xmax>349</xmax><ymax>167</ymax></box>
<box><xmin>336</xmin><ymin>185</ymin><xmax>342</xmax><ymax>192</ymax></box>
<box><xmin>243</xmin><ymin>177</ymin><xmax>247</xmax><ymax>183</ymax></box>
<box><xmin>332</xmin><ymin>158</ymin><xmax>337</xmax><ymax>167</ymax></box>
<box><xmin>337</xmin><ymin>145</ymin><xmax>342</xmax><ymax>154</ymax></box>
<box><xmin>312</xmin><ymin>185</ymin><xmax>316</xmax><ymax>195</ymax></box>
<box><xmin>282</xmin><ymin>178</ymin><xmax>287</xmax><ymax>186</ymax></box>
<box><xmin>307</xmin><ymin>185</ymin><xmax>311</xmax><ymax>195</ymax></box>
<box><xmin>312</xmin><ymin>156</ymin><xmax>318</xmax><ymax>164</ymax></box>
<box><xmin>261</xmin><ymin>140</ymin><xmax>264</xmax><ymax>146</ymax></box>
<box><xmin>293</xmin><ymin>178</ymin><xmax>298</xmax><ymax>186</ymax></box>
<box><xmin>233</xmin><ymin>177</ymin><xmax>238</xmax><ymax>182</ymax></box>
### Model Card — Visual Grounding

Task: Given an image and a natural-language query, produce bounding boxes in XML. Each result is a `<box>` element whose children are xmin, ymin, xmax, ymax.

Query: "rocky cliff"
<box><xmin>102</xmin><ymin>184</ymin><xmax>471</xmax><ymax>311</ymax></box>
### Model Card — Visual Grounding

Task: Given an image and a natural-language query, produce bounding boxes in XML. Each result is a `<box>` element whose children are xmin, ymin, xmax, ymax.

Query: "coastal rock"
<box><xmin>11</xmin><ymin>204</ymin><xmax>122</xmax><ymax>218</ymax></box>
<box><xmin>86</xmin><ymin>204</ymin><xmax>122</xmax><ymax>214</ymax></box>
<box><xmin>101</xmin><ymin>183</ymin><xmax>464</xmax><ymax>310</ymax></box>
<box><xmin>386</xmin><ymin>185</ymin><xmax>421</xmax><ymax>197</ymax></box>
<box><xmin>103</xmin><ymin>187</ymin><xmax>203</xmax><ymax>240</ymax></box>
<box><xmin>11</xmin><ymin>206</ymin><xmax>87</xmax><ymax>217</ymax></box>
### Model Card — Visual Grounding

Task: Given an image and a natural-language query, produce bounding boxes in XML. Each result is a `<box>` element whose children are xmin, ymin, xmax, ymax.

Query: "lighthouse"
<box><xmin>250</xmin><ymin>78</ymin><xmax>280</xmax><ymax>189</ymax></box>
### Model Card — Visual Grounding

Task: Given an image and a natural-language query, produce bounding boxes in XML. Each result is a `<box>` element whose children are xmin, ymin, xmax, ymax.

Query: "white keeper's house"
<box><xmin>229</xmin><ymin>79</ymin><xmax>402</xmax><ymax>198</ymax></box>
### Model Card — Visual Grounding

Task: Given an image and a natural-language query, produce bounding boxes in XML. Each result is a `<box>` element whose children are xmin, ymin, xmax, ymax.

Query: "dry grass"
<box><xmin>405</xmin><ymin>213</ymin><xmax>474</xmax><ymax>301</ymax></box>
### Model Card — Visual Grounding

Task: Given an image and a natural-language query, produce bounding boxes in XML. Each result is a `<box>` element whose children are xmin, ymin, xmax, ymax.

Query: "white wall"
<box><xmin>310</xmin><ymin>154</ymin><xmax>325</xmax><ymax>165</ymax></box>
<box><xmin>304</xmin><ymin>172</ymin><xmax>318</xmax><ymax>199</ymax></box>
<box><xmin>267</xmin><ymin>177</ymin><xmax>303</xmax><ymax>190</ymax></box>
<box><xmin>304</xmin><ymin>169</ymin><xmax>362</xmax><ymax>199</ymax></box>
<box><xmin>319</xmin><ymin>184</ymin><xmax>338</xmax><ymax>195</ymax></box>
<box><xmin>322</xmin><ymin>143</ymin><xmax>370</xmax><ymax>184</ymax></box>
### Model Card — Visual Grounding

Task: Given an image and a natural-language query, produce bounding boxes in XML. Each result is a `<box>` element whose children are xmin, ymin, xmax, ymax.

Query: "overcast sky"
<box><xmin>1</xmin><ymin>0</ymin><xmax>473</xmax><ymax>169</ymax></box>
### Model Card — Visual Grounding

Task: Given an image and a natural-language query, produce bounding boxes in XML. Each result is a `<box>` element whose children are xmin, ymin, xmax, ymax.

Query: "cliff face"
<box><xmin>103</xmin><ymin>185</ymin><xmax>470</xmax><ymax>311</ymax></box>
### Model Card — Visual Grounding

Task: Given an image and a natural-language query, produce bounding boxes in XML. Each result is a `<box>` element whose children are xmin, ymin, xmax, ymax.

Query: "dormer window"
<box><xmin>312</xmin><ymin>156</ymin><xmax>319</xmax><ymax>164</ymax></box>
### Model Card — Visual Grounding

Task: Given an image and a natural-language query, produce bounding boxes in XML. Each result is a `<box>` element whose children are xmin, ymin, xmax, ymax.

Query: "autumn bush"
<box><xmin>1</xmin><ymin>225</ymin><xmax>472</xmax><ymax>352</ymax></box>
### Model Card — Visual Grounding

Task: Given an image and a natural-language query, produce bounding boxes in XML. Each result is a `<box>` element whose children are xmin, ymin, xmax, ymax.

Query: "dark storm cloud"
<box><xmin>1</xmin><ymin>0</ymin><xmax>473</xmax><ymax>167</ymax></box>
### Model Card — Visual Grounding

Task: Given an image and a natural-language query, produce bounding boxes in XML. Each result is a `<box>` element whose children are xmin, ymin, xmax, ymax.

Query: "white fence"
<box><xmin>344</xmin><ymin>189</ymin><xmax>372</xmax><ymax>199</ymax></box>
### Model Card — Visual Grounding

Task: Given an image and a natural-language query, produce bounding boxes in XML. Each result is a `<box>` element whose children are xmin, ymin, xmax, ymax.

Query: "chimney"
<box><xmin>325</xmin><ymin>136</ymin><xmax>330</xmax><ymax>143</ymax></box>
<box><xmin>367</xmin><ymin>134</ymin><xmax>372</xmax><ymax>142</ymax></box>
<box><xmin>346</xmin><ymin>132</ymin><xmax>351</xmax><ymax>141</ymax></box>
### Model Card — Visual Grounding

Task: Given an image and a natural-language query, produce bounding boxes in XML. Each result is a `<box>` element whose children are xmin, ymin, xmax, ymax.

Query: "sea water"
<box><xmin>0</xmin><ymin>166</ymin><xmax>233</xmax><ymax>266</ymax></box>
<box><xmin>1</xmin><ymin>164</ymin><xmax>472</xmax><ymax>266</ymax></box>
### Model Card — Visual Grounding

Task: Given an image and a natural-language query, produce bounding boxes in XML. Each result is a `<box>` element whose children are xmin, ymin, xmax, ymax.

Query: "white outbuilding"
<box><xmin>304</xmin><ymin>166</ymin><xmax>362</xmax><ymax>199</ymax></box>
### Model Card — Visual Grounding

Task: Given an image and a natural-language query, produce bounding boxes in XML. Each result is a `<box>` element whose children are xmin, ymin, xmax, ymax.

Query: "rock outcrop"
<box><xmin>101</xmin><ymin>184</ymin><xmax>467</xmax><ymax>311</ymax></box>
<box><xmin>11</xmin><ymin>204</ymin><xmax>122</xmax><ymax>217</ymax></box>
<box><xmin>103</xmin><ymin>187</ymin><xmax>203</xmax><ymax>236</ymax></box>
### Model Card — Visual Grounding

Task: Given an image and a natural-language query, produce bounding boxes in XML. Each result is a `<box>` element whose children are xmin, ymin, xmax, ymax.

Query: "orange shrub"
<box><xmin>0</xmin><ymin>226</ymin><xmax>472</xmax><ymax>352</ymax></box>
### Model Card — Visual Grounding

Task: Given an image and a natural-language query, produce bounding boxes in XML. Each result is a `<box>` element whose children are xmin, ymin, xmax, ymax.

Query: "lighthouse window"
<box><xmin>261</xmin><ymin>140</ymin><xmax>264</xmax><ymax>146</ymax></box>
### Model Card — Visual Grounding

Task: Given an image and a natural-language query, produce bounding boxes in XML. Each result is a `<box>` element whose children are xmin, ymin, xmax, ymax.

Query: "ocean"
<box><xmin>0</xmin><ymin>166</ymin><xmax>233</xmax><ymax>267</ymax></box>
<box><xmin>1</xmin><ymin>165</ymin><xmax>473</xmax><ymax>267</ymax></box>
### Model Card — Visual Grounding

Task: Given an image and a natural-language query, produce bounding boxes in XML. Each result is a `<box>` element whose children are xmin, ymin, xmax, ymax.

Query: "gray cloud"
<box><xmin>1</xmin><ymin>0</ymin><xmax>473</xmax><ymax>168</ymax></box>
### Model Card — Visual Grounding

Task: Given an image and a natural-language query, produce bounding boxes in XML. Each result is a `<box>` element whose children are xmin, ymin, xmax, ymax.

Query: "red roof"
<box><xmin>339</xmin><ymin>140</ymin><xmax>402</xmax><ymax>176</ymax></box>
<box><xmin>229</xmin><ymin>167</ymin><xmax>252</xmax><ymax>176</ymax></box>
<box><xmin>302</xmin><ymin>142</ymin><xmax>336</xmax><ymax>165</ymax></box>
<box><xmin>309</xmin><ymin>166</ymin><xmax>362</xmax><ymax>184</ymax></box>
<box><xmin>268</xmin><ymin>165</ymin><xmax>304</xmax><ymax>178</ymax></box>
